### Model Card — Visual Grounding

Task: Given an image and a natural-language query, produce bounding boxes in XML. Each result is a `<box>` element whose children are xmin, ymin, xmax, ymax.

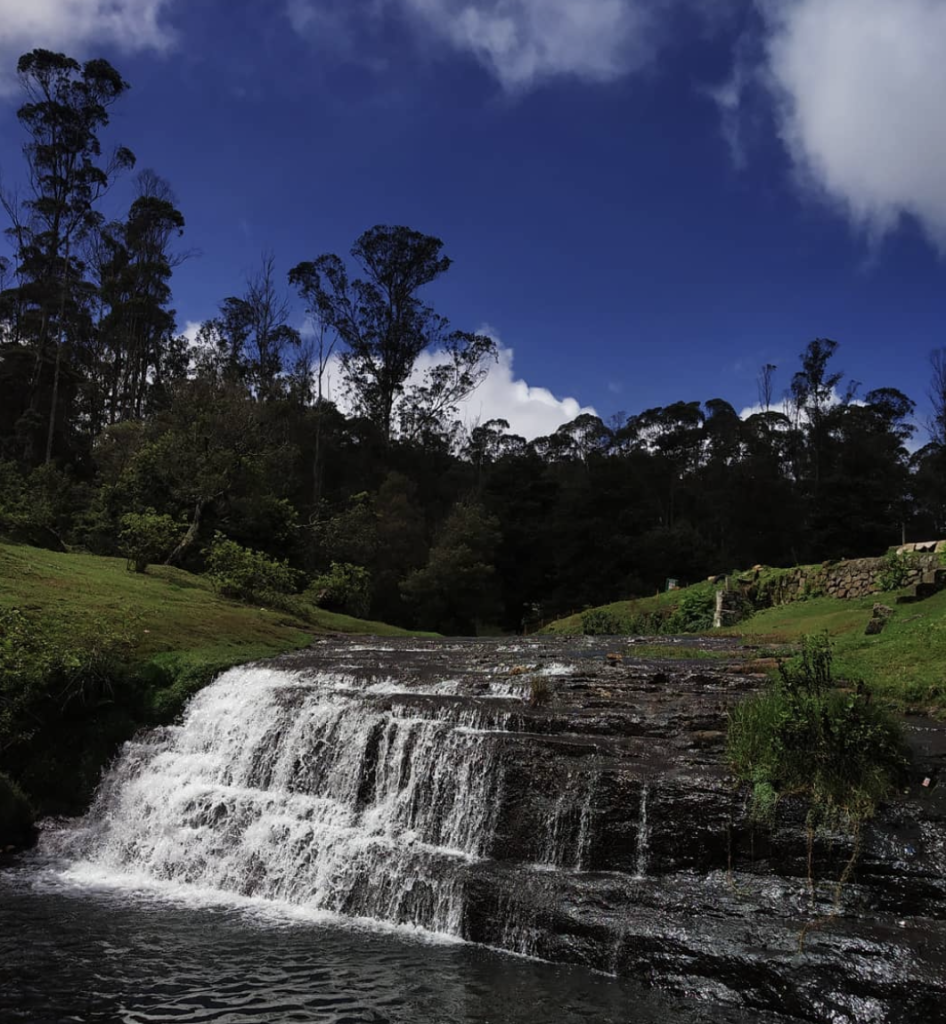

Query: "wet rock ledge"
<box><xmin>267</xmin><ymin>635</ymin><xmax>945</xmax><ymax>1024</ymax></box>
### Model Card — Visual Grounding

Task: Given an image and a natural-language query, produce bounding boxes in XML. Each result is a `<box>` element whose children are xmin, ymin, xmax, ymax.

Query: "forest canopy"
<box><xmin>1</xmin><ymin>49</ymin><xmax>944</xmax><ymax>634</ymax></box>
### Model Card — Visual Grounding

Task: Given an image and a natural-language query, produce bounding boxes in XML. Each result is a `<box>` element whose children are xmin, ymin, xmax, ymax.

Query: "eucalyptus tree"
<box><xmin>290</xmin><ymin>225</ymin><xmax>496</xmax><ymax>443</ymax></box>
<box><xmin>232</xmin><ymin>255</ymin><xmax>301</xmax><ymax>401</ymax></box>
<box><xmin>1</xmin><ymin>49</ymin><xmax>135</xmax><ymax>463</ymax></box>
<box><xmin>929</xmin><ymin>347</ymin><xmax>946</xmax><ymax>446</ymax></box>
<box><xmin>94</xmin><ymin>171</ymin><xmax>185</xmax><ymax>426</ymax></box>
<box><xmin>193</xmin><ymin>256</ymin><xmax>301</xmax><ymax>400</ymax></box>
<box><xmin>915</xmin><ymin>349</ymin><xmax>946</xmax><ymax>537</ymax></box>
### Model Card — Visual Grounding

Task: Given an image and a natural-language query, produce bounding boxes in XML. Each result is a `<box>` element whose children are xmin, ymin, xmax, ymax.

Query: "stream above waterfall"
<box><xmin>5</xmin><ymin>636</ymin><xmax>945</xmax><ymax>1023</ymax></box>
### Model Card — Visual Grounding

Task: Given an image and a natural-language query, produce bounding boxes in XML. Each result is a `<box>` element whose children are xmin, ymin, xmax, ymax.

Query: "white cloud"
<box><xmin>286</xmin><ymin>0</ymin><xmax>670</xmax><ymax>91</ymax></box>
<box><xmin>425</xmin><ymin>340</ymin><xmax>595</xmax><ymax>439</ymax></box>
<box><xmin>738</xmin><ymin>387</ymin><xmax>862</xmax><ymax>423</ymax></box>
<box><xmin>758</xmin><ymin>0</ymin><xmax>946</xmax><ymax>249</ymax></box>
<box><xmin>0</xmin><ymin>0</ymin><xmax>174</xmax><ymax>93</ymax></box>
<box><xmin>314</xmin><ymin>328</ymin><xmax>593</xmax><ymax>440</ymax></box>
<box><xmin>738</xmin><ymin>396</ymin><xmax>795</xmax><ymax>422</ymax></box>
<box><xmin>180</xmin><ymin>319</ymin><xmax>203</xmax><ymax>348</ymax></box>
<box><xmin>399</xmin><ymin>0</ymin><xmax>657</xmax><ymax>91</ymax></box>
<box><xmin>287</xmin><ymin>0</ymin><xmax>366</xmax><ymax>52</ymax></box>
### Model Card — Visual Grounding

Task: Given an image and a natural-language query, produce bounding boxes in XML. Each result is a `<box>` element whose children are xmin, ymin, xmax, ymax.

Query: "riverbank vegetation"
<box><xmin>545</xmin><ymin>579</ymin><xmax>946</xmax><ymax>714</ymax></box>
<box><xmin>727</xmin><ymin>634</ymin><xmax>906</xmax><ymax>829</ymax></box>
<box><xmin>0</xmin><ymin>540</ymin><xmax>420</xmax><ymax>832</ymax></box>
<box><xmin>2</xmin><ymin>46</ymin><xmax>945</xmax><ymax>843</ymax></box>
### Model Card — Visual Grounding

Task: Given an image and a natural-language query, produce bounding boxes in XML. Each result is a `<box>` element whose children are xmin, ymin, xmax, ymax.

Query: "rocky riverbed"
<box><xmin>266</xmin><ymin>635</ymin><xmax>946</xmax><ymax>1023</ymax></box>
<box><xmin>30</xmin><ymin>634</ymin><xmax>946</xmax><ymax>1024</ymax></box>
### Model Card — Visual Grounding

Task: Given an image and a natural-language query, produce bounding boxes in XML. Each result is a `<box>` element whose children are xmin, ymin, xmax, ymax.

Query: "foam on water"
<box><xmin>43</xmin><ymin>665</ymin><xmax>524</xmax><ymax>935</ymax></box>
<box><xmin>41</xmin><ymin>660</ymin><xmax>605</xmax><ymax>942</ymax></box>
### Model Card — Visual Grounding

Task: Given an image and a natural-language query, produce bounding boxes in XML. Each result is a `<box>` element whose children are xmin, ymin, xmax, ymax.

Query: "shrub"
<box><xmin>206</xmin><ymin>534</ymin><xmax>300</xmax><ymax>604</ymax></box>
<box><xmin>528</xmin><ymin>675</ymin><xmax>552</xmax><ymax>706</ymax></box>
<box><xmin>727</xmin><ymin>634</ymin><xmax>906</xmax><ymax>831</ymax></box>
<box><xmin>0</xmin><ymin>461</ymin><xmax>79</xmax><ymax>549</ymax></box>
<box><xmin>0</xmin><ymin>608</ymin><xmax>139</xmax><ymax>812</ymax></box>
<box><xmin>137</xmin><ymin>653</ymin><xmax>230</xmax><ymax>721</ymax></box>
<box><xmin>306</xmin><ymin>562</ymin><xmax>371</xmax><ymax>618</ymax></box>
<box><xmin>119</xmin><ymin>508</ymin><xmax>184</xmax><ymax>573</ymax></box>
<box><xmin>667</xmin><ymin>587</ymin><xmax>715</xmax><ymax>632</ymax></box>
<box><xmin>581</xmin><ymin>608</ymin><xmax>632</xmax><ymax>635</ymax></box>
<box><xmin>876</xmin><ymin>550</ymin><xmax>920</xmax><ymax>592</ymax></box>
<box><xmin>582</xmin><ymin>591</ymin><xmax>717</xmax><ymax>637</ymax></box>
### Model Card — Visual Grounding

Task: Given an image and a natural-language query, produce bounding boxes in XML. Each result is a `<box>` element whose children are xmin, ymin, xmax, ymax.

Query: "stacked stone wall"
<box><xmin>737</xmin><ymin>544</ymin><xmax>945</xmax><ymax>607</ymax></box>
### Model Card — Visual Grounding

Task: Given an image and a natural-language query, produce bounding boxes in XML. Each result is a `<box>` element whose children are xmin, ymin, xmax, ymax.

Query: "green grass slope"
<box><xmin>541</xmin><ymin>579</ymin><xmax>946</xmax><ymax>714</ymax></box>
<box><xmin>0</xmin><ymin>540</ymin><xmax>418</xmax><ymax>663</ymax></box>
<box><xmin>731</xmin><ymin>589</ymin><xmax>946</xmax><ymax>711</ymax></box>
<box><xmin>538</xmin><ymin>585</ymin><xmax>714</xmax><ymax>637</ymax></box>
<box><xmin>0</xmin><ymin>541</ymin><xmax>424</xmax><ymax>821</ymax></box>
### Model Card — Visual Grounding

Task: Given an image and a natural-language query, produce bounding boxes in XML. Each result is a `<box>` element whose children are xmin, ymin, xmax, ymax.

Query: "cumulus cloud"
<box><xmin>0</xmin><ymin>0</ymin><xmax>174</xmax><ymax>94</ymax></box>
<box><xmin>286</xmin><ymin>0</ymin><xmax>668</xmax><ymax>91</ymax></box>
<box><xmin>757</xmin><ymin>0</ymin><xmax>946</xmax><ymax>248</ymax></box>
<box><xmin>180</xmin><ymin>320</ymin><xmax>203</xmax><ymax>348</ymax></box>
<box><xmin>738</xmin><ymin>387</ymin><xmax>863</xmax><ymax>424</ymax></box>
<box><xmin>426</xmin><ymin>340</ymin><xmax>595</xmax><ymax>439</ymax></box>
<box><xmin>312</xmin><ymin>328</ymin><xmax>593</xmax><ymax>440</ymax></box>
<box><xmin>398</xmin><ymin>0</ymin><xmax>657</xmax><ymax>91</ymax></box>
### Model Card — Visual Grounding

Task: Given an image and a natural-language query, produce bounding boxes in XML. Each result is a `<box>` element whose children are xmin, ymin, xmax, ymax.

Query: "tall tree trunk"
<box><xmin>44</xmin><ymin>240</ymin><xmax>72</xmax><ymax>464</ymax></box>
<box><xmin>166</xmin><ymin>497</ymin><xmax>207</xmax><ymax>566</ymax></box>
<box><xmin>44</xmin><ymin>336</ymin><xmax>64</xmax><ymax>464</ymax></box>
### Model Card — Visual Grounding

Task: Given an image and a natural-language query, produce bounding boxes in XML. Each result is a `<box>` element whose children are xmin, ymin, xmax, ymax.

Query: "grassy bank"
<box><xmin>728</xmin><ymin>589</ymin><xmax>946</xmax><ymax>712</ymax></box>
<box><xmin>0</xmin><ymin>540</ymin><xmax>422</xmax><ymax>827</ymax></box>
<box><xmin>0</xmin><ymin>541</ymin><xmax>417</xmax><ymax>657</ymax></box>
<box><xmin>539</xmin><ymin>582</ymin><xmax>718</xmax><ymax>638</ymax></box>
<box><xmin>542</xmin><ymin>577</ymin><xmax>946</xmax><ymax>715</ymax></box>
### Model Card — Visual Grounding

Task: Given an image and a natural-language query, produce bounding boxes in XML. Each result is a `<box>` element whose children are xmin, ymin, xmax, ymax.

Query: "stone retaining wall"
<box><xmin>739</xmin><ymin>544</ymin><xmax>945</xmax><ymax>605</ymax></box>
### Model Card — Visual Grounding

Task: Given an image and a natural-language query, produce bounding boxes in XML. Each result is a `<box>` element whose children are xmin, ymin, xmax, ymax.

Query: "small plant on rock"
<box><xmin>528</xmin><ymin>675</ymin><xmax>552</xmax><ymax>707</ymax></box>
<box><xmin>728</xmin><ymin>634</ymin><xmax>906</xmax><ymax>831</ymax></box>
<box><xmin>876</xmin><ymin>550</ymin><xmax>920</xmax><ymax>592</ymax></box>
<box><xmin>727</xmin><ymin>633</ymin><xmax>907</xmax><ymax>941</ymax></box>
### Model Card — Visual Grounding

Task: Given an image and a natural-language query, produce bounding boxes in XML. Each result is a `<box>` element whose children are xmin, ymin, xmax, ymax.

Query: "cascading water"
<box><xmin>541</xmin><ymin>767</ymin><xmax>598</xmax><ymax>870</ymax></box>
<box><xmin>52</xmin><ymin>663</ymin><xmax>522</xmax><ymax>935</ymax></box>
<box><xmin>635</xmin><ymin>783</ymin><xmax>651</xmax><ymax>879</ymax></box>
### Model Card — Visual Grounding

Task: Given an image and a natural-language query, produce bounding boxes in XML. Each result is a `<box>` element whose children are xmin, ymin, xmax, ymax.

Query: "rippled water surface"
<box><xmin>1</xmin><ymin>862</ymin><xmax>756</xmax><ymax>1024</ymax></box>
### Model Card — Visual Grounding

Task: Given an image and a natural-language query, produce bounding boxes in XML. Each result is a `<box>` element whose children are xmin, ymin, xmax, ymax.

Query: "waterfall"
<box><xmin>42</xmin><ymin>646</ymin><xmax>665</xmax><ymax>952</ymax></box>
<box><xmin>540</xmin><ymin>768</ymin><xmax>597</xmax><ymax>871</ymax></box>
<box><xmin>51</xmin><ymin>665</ymin><xmax>518</xmax><ymax>935</ymax></box>
<box><xmin>635</xmin><ymin>783</ymin><xmax>651</xmax><ymax>879</ymax></box>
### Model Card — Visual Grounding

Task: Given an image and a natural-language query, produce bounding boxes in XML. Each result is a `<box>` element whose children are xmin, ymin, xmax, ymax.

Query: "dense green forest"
<box><xmin>2</xmin><ymin>49</ymin><xmax>946</xmax><ymax>636</ymax></box>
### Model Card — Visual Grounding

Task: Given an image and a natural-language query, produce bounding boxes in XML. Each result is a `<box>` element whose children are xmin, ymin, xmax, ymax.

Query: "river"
<box><xmin>0</xmin><ymin>858</ymin><xmax>760</xmax><ymax>1024</ymax></box>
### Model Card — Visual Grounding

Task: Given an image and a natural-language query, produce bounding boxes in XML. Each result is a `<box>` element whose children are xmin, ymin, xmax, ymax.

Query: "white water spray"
<box><xmin>635</xmin><ymin>783</ymin><xmax>651</xmax><ymax>879</ymax></box>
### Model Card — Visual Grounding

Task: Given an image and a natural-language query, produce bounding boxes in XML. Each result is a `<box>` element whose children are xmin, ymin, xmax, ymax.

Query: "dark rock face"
<box><xmin>265</xmin><ymin>637</ymin><xmax>946</xmax><ymax>1023</ymax></box>
<box><xmin>0</xmin><ymin>772</ymin><xmax>37</xmax><ymax>853</ymax></box>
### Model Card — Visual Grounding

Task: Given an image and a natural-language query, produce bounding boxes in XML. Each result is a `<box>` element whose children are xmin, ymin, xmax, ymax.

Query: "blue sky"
<box><xmin>1</xmin><ymin>0</ymin><xmax>945</xmax><ymax>438</ymax></box>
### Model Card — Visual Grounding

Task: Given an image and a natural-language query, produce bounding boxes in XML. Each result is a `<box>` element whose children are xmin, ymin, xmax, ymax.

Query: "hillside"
<box><xmin>541</xmin><ymin>573</ymin><xmax>946</xmax><ymax>715</ymax></box>
<box><xmin>0</xmin><ymin>541</ymin><xmax>425</xmax><ymax>821</ymax></box>
<box><xmin>0</xmin><ymin>540</ymin><xmax>421</xmax><ymax>664</ymax></box>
